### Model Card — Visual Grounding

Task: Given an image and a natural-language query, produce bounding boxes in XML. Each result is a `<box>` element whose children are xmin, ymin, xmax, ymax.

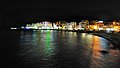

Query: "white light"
<box><xmin>51</xmin><ymin>27</ymin><xmax>54</xmax><ymax>29</ymax></box>
<box><xmin>14</xmin><ymin>28</ymin><xmax>17</xmax><ymax>29</ymax></box>
<box><xmin>34</xmin><ymin>26</ymin><xmax>37</xmax><ymax>29</ymax></box>
<box><xmin>99</xmin><ymin>21</ymin><xmax>103</xmax><ymax>22</ymax></box>
<box><xmin>111</xmin><ymin>28</ymin><xmax>114</xmax><ymax>31</ymax></box>
<box><xmin>11</xmin><ymin>28</ymin><xmax>17</xmax><ymax>29</ymax></box>
<box><xmin>98</xmin><ymin>28</ymin><xmax>103</xmax><ymax>30</ymax></box>
<box><xmin>75</xmin><ymin>28</ymin><xmax>78</xmax><ymax>30</ymax></box>
<box><xmin>25</xmin><ymin>27</ymin><xmax>30</xmax><ymax>29</ymax></box>
<box><xmin>21</xmin><ymin>26</ymin><xmax>24</xmax><ymax>29</ymax></box>
<box><xmin>46</xmin><ymin>27</ymin><xmax>50</xmax><ymax>29</ymax></box>
<box><xmin>25</xmin><ymin>26</ymin><xmax>34</xmax><ymax>29</ymax></box>
<box><xmin>53</xmin><ymin>25</ymin><xmax>58</xmax><ymax>29</ymax></box>
<box><xmin>11</xmin><ymin>28</ymin><xmax>14</xmax><ymax>29</ymax></box>
<box><xmin>106</xmin><ymin>28</ymin><xmax>110</xmax><ymax>31</ymax></box>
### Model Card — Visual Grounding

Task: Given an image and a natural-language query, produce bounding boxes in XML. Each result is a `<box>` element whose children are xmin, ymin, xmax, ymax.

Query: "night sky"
<box><xmin>0</xmin><ymin>0</ymin><xmax>120</xmax><ymax>28</ymax></box>
<box><xmin>0</xmin><ymin>0</ymin><xmax>120</xmax><ymax>14</ymax></box>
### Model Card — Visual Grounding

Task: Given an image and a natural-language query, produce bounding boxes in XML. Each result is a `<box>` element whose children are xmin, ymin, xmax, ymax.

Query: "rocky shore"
<box><xmin>92</xmin><ymin>32</ymin><xmax>120</xmax><ymax>49</ymax></box>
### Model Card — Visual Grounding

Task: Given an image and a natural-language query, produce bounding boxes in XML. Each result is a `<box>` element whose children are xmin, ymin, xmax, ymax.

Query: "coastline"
<box><xmin>91</xmin><ymin>32</ymin><xmax>120</xmax><ymax>50</ymax></box>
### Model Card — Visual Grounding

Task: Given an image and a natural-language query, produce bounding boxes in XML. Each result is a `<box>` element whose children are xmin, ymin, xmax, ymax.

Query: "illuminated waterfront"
<box><xmin>11</xmin><ymin>20</ymin><xmax>120</xmax><ymax>33</ymax></box>
<box><xmin>1</xmin><ymin>30</ymin><xmax>120</xmax><ymax>68</ymax></box>
<box><xmin>1</xmin><ymin>0</ymin><xmax>120</xmax><ymax>68</ymax></box>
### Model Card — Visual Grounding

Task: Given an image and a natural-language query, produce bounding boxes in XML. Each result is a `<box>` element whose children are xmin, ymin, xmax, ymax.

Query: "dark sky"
<box><xmin>0</xmin><ymin>0</ymin><xmax>120</xmax><ymax>29</ymax></box>
<box><xmin>0</xmin><ymin>0</ymin><xmax>120</xmax><ymax>26</ymax></box>
<box><xmin>0</xmin><ymin>0</ymin><xmax>120</xmax><ymax>15</ymax></box>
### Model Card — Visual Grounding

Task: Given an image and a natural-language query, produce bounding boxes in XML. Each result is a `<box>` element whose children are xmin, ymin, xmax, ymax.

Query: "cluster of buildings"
<box><xmin>11</xmin><ymin>20</ymin><xmax>120</xmax><ymax>33</ymax></box>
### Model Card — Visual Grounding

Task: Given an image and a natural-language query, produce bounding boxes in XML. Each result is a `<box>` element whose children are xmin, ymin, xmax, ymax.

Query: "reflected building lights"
<box><xmin>92</xmin><ymin>36</ymin><xmax>101</xmax><ymax>51</ymax></box>
<box><xmin>87</xmin><ymin>34</ymin><xmax>93</xmax><ymax>39</ymax></box>
<box><xmin>17</xmin><ymin>30</ymin><xmax>120</xmax><ymax>68</ymax></box>
<box><xmin>11</xmin><ymin>27</ymin><xmax>17</xmax><ymax>29</ymax></box>
<box><xmin>90</xmin><ymin>36</ymin><xmax>102</xmax><ymax>68</ymax></box>
<box><xmin>81</xmin><ymin>33</ymin><xmax>87</xmax><ymax>38</ymax></box>
<box><xmin>44</xmin><ymin>30</ymin><xmax>54</xmax><ymax>58</ymax></box>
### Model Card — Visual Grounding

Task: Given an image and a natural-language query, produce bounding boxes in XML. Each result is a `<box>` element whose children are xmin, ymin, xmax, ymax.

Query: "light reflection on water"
<box><xmin>18</xmin><ymin>30</ymin><xmax>120</xmax><ymax>68</ymax></box>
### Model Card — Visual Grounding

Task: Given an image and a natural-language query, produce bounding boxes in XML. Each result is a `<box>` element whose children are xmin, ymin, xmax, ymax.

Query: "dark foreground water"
<box><xmin>0</xmin><ymin>30</ymin><xmax>120</xmax><ymax>68</ymax></box>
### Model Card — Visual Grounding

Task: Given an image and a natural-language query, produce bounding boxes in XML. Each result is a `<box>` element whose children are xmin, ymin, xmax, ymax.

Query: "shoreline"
<box><xmin>91</xmin><ymin>33</ymin><xmax>120</xmax><ymax>50</ymax></box>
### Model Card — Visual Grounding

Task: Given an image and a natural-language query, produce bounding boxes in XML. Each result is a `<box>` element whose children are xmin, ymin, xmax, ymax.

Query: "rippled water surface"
<box><xmin>1</xmin><ymin>30</ymin><xmax>120</xmax><ymax>68</ymax></box>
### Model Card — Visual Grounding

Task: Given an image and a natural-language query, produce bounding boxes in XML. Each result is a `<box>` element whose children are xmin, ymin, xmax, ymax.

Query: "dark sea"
<box><xmin>0</xmin><ymin>30</ymin><xmax>120</xmax><ymax>68</ymax></box>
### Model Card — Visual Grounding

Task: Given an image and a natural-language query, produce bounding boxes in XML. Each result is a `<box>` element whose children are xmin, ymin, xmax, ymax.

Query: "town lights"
<box><xmin>10</xmin><ymin>20</ymin><xmax>120</xmax><ymax>33</ymax></box>
<box><xmin>94</xmin><ymin>26</ymin><xmax>98</xmax><ymax>30</ymax></box>
<box><xmin>11</xmin><ymin>27</ymin><xmax>17</xmax><ymax>30</ymax></box>
<box><xmin>98</xmin><ymin>28</ymin><xmax>103</xmax><ymax>30</ymax></box>
<box><xmin>21</xmin><ymin>26</ymin><xmax>24</xmax><ymax>29</ymax></box>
